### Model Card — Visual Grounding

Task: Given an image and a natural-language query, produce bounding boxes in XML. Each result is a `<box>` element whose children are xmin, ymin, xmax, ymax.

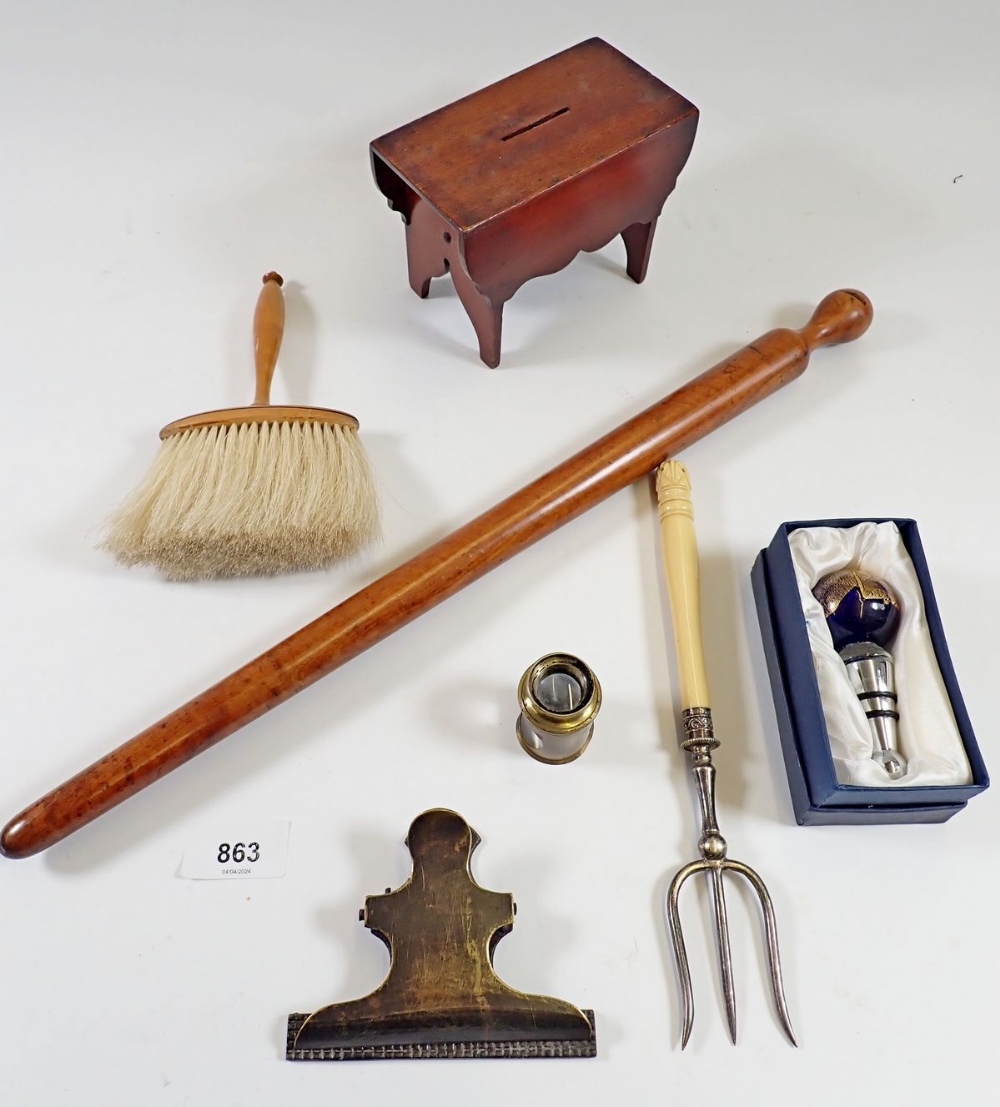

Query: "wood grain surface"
<box><xmin>0</xmin><ymin>290</ymin><xmax>872</xmax><ymax>859</ymax></box>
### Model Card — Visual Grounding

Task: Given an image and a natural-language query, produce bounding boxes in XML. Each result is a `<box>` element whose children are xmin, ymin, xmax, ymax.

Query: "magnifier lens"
<box><xmin>535</xmin><ymin>670</ymin><xmax>584</xmax><ymax>713</ymax></box>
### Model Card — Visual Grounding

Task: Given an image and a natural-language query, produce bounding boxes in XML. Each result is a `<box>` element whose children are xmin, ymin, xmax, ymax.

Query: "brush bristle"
<box><xmin>102</xmin><ymin>421</ymin><xmax>380</xmax><ymax>580</ymax></box>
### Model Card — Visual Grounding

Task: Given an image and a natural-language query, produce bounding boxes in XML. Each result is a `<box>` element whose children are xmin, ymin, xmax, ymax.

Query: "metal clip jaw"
<box><xmin>286</xmin><ymin>809</ymin><xmax>596</xmax><ymax>1060</ymax></box>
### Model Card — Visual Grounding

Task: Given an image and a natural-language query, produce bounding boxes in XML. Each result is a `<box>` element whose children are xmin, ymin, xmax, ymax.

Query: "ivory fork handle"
<box><xmin>656</xmin><ymin>460</ymin><xmax>710</xmax><ymax>713</ymax></box>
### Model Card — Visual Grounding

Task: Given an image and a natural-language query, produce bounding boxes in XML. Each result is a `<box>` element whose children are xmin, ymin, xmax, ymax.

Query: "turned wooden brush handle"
<box><xmin>656</xmin><ymin>461</ymin><xmax>709</xmax><ymax>711</ymax></box>
<box><xmin>0</xmin><ymin>290</ymin><xmax>872</xmax><ymax>859</ymax></box>
<box><xmin>253</xmin><ymin>272</ymin><xmax>285</xmax><ymax>406</ymax></box>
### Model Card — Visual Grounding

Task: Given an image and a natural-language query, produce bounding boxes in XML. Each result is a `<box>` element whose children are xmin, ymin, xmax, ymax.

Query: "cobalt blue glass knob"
<box><xmin>812</xmin><ymin>569</ymin><xmax>900</xmax><ymax>652</ymax></box>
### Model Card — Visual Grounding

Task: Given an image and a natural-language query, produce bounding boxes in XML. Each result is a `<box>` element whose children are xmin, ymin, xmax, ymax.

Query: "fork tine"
<box><xmin>729</xmin><ymin>860</ymin><xmax>798</xmax><ymax>1047</ymax></box>
<box><xmin>665</xmin><ymin>865</ymin><xmax>698</xmax><ymax>1048</ymax></box>
<box><xmin>709</xmin><ymin>866</ymin><xmax>738</xmax><ymax>1044</ymax></box>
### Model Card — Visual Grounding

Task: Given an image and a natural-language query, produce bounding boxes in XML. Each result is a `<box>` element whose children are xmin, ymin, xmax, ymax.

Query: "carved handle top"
<box><xmin>656</xmin><ymin>459</ymin><xmax>693</xmax><ymax>520</ymax></box>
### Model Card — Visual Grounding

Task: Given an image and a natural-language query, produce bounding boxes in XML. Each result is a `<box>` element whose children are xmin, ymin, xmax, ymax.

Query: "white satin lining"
<box><xmin>787</xmin><ymin>523</ymin><xmax>971</xmax><ymax>787</ymax></box>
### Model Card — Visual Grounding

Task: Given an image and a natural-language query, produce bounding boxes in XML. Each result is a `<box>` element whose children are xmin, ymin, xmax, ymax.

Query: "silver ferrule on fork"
<box><xmin>682</xmin><ymin>707</ymin><xmax>728</xmax><ymax>863</ymax></box>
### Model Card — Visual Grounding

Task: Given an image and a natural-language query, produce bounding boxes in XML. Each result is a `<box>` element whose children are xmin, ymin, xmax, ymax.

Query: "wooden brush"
<box><xmin>102</xmin><ymin>272</ymin><xmax>379</xmax><ymax>579</ymax></box>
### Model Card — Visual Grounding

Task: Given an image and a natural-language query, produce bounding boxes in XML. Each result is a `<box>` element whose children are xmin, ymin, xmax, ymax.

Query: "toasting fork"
<box><xmin>655</xmin><ymin>460</ymin><xmax>796</xmax><ymax>1048</ymax></box>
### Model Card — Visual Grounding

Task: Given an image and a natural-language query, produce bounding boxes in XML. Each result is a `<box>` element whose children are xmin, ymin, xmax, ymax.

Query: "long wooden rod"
<box><xmin>1</xmin><ymin>290</ymin><xmax>872</xmax><ymax>859</ymax></box>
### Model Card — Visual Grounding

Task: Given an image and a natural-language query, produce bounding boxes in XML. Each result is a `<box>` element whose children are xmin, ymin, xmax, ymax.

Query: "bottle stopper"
<box><xmin>812</xmin><ymin>569</ymin><xmax>906</xmax><ymax>780</ymax></box>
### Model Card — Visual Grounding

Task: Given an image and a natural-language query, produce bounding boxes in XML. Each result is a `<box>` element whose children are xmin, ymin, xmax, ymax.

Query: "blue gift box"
<box><xmin>751</xmin><ymin>519</ymin><xmax>989</xmax><ymax>825</ymax></box>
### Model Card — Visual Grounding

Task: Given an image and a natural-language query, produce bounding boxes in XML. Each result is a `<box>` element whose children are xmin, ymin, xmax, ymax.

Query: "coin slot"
<box><xmin>501</xmin><ymin>106</ymin><xmax>570</xmax><ymax>142</ymax></box>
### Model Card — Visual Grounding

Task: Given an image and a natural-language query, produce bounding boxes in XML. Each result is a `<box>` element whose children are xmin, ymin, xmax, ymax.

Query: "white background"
<box><xmin>1</xmin><ymin>2</ymin><xmax>996</xmax><ymax>1103</ymax></box>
